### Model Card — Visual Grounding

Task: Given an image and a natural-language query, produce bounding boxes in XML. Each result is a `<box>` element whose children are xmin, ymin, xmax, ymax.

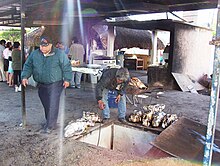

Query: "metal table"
<box><xmin>72</xmin><ymin>66</ymin><xmax>103</xmax><ymax>89</ymax></box>
<box><xmin>72</xmin><ymin>66</ymin><xmax>103</xmax><ymax>76</ymax></box>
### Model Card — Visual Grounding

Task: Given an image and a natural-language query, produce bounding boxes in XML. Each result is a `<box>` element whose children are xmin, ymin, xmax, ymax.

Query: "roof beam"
<box><xmin>102</xmin><ymin>2</ymin><xmax>168</xmax><ymax>17</ymax></box>
<box><xmin>168</xmin><ymin>1</ymin><xmax>216</xmax><ymax>7</ymax></box>
<box><xmin>0</xmin><ymin>19</ymin><xmax>20</xmax><ymax>26</ymax></box>
<box><xmin>0</xmin><ymin>16</ymin><xmax>20</xmax><ymax>21</ymax></box>
<box><xmin>0</xmin><ymin>8</ymin><xmax>18</xmax><ymax>17</ymax></box>
<box><xmin>0</xmin><ymin>0</ymin><xmax>19</xmax><ymax>6</ymax></box>
<box><xmin>168</xmin><ymin>1</ymin><xmax>217</xmax><ymax>11</ymax></box>
<box><xmin>0</xmin><ymin>0</ymin><xmax>218</xmax><ymax>27</ymax></box>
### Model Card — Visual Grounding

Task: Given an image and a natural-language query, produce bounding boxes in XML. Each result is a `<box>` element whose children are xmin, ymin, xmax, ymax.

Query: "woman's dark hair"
<box><xmin>6</xmin><ymin>42</ymin><xmax>12</xmax><ymax>48</ymax></box>
<box><xmin>72</xmin><ymin>36</ymin><xmax>78</xmax><ymax>43</ymax></box>
<box><xmin>0</xmin><ymin>39</ymin><xmax>6</xmax><ymax>45</ymax></box>
<box><xmin>13</xmin><ymin>42</ymin><xmax>20</xmax><ymax>48</ymax></box>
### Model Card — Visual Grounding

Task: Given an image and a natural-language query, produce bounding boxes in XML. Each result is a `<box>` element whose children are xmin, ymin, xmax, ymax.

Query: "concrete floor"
<box><xmin>0</xmin><ymin>74</ymin><xmax>220</xmax><ymax>165</ymax></box>
<box><xmin>0</xmin><ymin>76</ymin><xmax>219</xmax><ymax>132</ymax></box>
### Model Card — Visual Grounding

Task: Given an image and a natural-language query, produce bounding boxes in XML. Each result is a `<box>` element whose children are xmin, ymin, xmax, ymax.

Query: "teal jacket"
<box><xmin>21</xmin><ymin>46</ymin><xmax>72</xmax><ymax>84</ymax></box>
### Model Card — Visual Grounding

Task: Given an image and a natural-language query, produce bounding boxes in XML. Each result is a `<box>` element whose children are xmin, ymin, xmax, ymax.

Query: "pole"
<box><xmin>203</xmin><ymin>1</ymin><xmax>220</xmax><ymax>165</ymax></box>
<box><xmin>151</xmin><ymin>30</ymin><xmax>158</xmax><ymax>65</ymax></box>
<box><xmin>20</xmin><ymin>0</ymin><xmax>26</xmax><ymax>128</ymax></box>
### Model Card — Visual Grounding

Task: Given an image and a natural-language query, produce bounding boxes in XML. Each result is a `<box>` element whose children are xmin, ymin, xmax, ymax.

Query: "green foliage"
<box><xmin>211</xmin><ymin>22</ymin><xmax>216</xmax><ymax>37</ymax></box>
<box><xmin>0</xmin><ymin>29</ymin><xmax>21</xmax><ymax>42</ymax></box>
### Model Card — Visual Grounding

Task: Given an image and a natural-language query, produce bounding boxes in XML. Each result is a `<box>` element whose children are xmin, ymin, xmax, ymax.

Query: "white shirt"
<box><xmin>3</xmin><ymin>48</ymin><xmax>12</xmax><ymax>59</ymax></box>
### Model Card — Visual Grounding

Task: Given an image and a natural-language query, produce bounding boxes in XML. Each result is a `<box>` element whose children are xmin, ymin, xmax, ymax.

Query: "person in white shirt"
<box><xmin>68</xmin><ymin>36</ymin><xmax>85</xmax><ymax>88</ymax></box>
<box><xmin>0</xmin><ymin>39</ymin><xmax>6</xmax><ymax>82</ymax></box>
<box><xmin>3</xmin><ymin>42</ymin><xmax>12</xmax><ymax>83</ymax></box>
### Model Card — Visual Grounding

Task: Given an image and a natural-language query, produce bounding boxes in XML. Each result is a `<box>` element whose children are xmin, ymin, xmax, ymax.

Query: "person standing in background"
<box><xmin>21</xmin><ymin>36</ymin><xmax>72</xmax><ymax>133</ymax></box>
<box><xmin>68</xmin><ymin>36</ymin><xmax>85</xmax><ymax>88</ymax></box>
<box><xmin>7</xmin><ymin>53</ymin><xmax>13</xmax><ymax>87</ymax></box>
<box><xmin>0</xmin><ymin>39</ymin><xmax>6</xmax><ymax>82</ymax></box>
<box><xmin>12</xmin><ymin>42</ymin><xmax>22</xmax><ymax>92</ymax></box>
<box><xmin>3</xmin><ymin>42</ymin><xmax>12</xmax><ymax>84</ymax></box>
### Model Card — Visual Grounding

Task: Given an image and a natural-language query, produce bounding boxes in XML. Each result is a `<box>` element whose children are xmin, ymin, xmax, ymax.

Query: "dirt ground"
<box><xmin>0</xmin><ymin>79</ymin><xmax>219</xmax><ymax>166</ymax></box>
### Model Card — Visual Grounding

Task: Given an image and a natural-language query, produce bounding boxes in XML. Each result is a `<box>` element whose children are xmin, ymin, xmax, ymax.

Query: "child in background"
<box><xmin>7</xmin><ymin>56</ymin><xmax>13</xmax><ymax>86</ymax></box>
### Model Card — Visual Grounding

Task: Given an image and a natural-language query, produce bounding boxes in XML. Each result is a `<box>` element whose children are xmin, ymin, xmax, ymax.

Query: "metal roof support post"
<box><xmin>203</xmin><ymin>1</ymin><xmax>220</xmax><ymax>165</ymax></box>
<box><xmin>20</xmin><ymin>0</ymin><xmax>26</xmax><ymax>128</ymax></box>
<box><xmin>107</xmin><ymin>25</ymin><xmax>115</xmax><ymax>57</ymax></box>
<box><xmin>151</xmin><ymin>30</ymin><xmax>158</xmax><ymax>65</ymax></box>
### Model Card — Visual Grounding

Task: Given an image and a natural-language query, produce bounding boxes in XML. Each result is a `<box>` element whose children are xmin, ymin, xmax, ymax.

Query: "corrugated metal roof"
<box><xmin>0</xmin><ymin>0</ymin><xmax>218</xmax><ymax>27</ymax></box>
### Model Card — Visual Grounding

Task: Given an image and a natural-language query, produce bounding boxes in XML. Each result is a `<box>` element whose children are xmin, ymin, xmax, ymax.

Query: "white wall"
<box><xmin>172</xmin><ymin>23</ymin><xmax>214</xmax><ymax>79</ymax></box>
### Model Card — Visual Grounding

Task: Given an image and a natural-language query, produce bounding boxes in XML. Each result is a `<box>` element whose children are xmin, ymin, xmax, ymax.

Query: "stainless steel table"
<box><xmin>72</xmin><ymin>66</ymin><xmax>103</xmax><ymax>89</ymax></box>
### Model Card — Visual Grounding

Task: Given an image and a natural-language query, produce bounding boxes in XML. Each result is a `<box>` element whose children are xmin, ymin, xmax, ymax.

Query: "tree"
<box><xmin>0</xmin><ymin>29</ymin><xmax>21</xmax><ymax>42</ymax></box>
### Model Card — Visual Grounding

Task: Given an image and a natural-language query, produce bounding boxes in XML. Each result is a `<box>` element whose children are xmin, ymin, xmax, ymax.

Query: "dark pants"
<box><xmin>3</xmin><ymin>59</ymin><xmax>9</xmax><ymax>71</ymax></box>
<box><xmin>38</xmin><ymin>80</ymin><xmax>64</xmax><ymax>129</ymax></box>
<box><xmin>13</xmin><ymin>70</ymin><xmax>21</xmax><ymax>86</ymax></box>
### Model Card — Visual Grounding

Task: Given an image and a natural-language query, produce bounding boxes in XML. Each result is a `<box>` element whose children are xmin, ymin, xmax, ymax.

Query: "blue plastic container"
<box><xmin>108</xmin><ymin>90</ymin><xmax>118</xmax><ymax>108</ymax></box>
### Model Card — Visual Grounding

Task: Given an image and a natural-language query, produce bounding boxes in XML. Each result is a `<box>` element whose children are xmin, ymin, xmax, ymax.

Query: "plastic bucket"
<box><xmin>108</xmin><ymin>91</ymin><xmax>118</xmax><ymax>108</ymax></box>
